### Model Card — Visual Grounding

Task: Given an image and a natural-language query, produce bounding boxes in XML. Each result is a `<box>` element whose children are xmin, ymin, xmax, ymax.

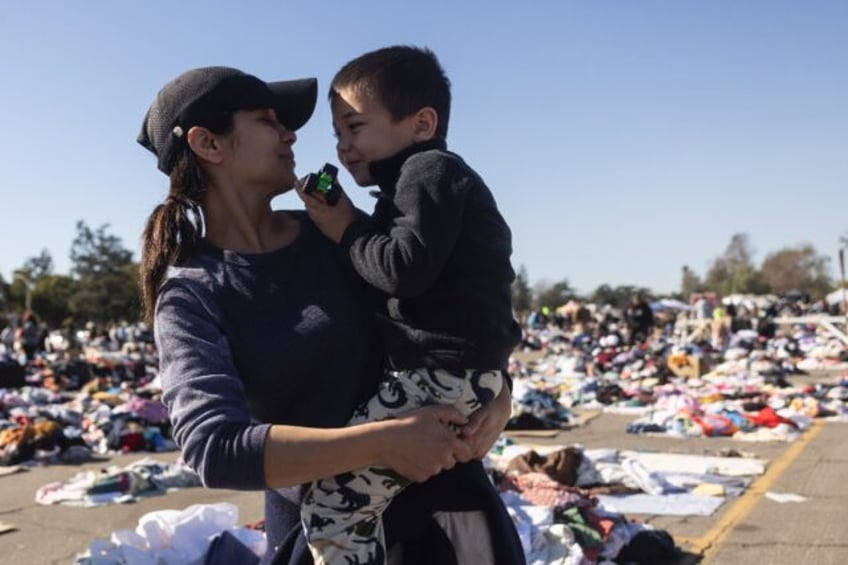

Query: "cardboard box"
<box><xmin>666</xmin><ymin>353</ymin><xmax>706</xmax><ymax>378</ymax></box>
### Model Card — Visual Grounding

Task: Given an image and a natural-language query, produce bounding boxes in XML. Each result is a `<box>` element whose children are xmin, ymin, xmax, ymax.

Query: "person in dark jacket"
<box><xmin>625</xmin><ymin>294</ymin><xmax>655</xmax><ymax>345</ymax></box>
<box><xmin>136</xmin><ymin>65</ymin><xmax>521</xmax><ymax>565</ymax></box>
<box><xmin>297</xmin><ymin>46</ymin><xmax>523</xmax><ymax>564</ymax></box>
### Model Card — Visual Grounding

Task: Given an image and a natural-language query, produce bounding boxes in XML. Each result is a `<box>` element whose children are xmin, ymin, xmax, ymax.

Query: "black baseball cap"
<box><xmin>138</xmin><ymin>66</ymin><xmax>318</xmax><ymax>174</ymax></box>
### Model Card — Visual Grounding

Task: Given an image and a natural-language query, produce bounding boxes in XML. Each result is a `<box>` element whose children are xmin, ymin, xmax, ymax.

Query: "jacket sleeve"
<box><xmin>155</xmin><ymin>279</ymin><xmax>270</xmax><ymax>490</ymax></box>
<box><xmin>339</xmin><ymin>152</ymin><xmax>470</xmax><ymax>298</ymax></box>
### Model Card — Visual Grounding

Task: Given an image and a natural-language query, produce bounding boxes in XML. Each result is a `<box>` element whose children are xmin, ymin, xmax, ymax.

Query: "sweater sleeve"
<box><xmin>155</xmin><ymin>279</ymin><xmax>270</xmax><ymax>490</ymax></box>
<box><xmin>339</xmin><ymin>152</ymin><xmax>470</xmax><ymax>298</ymax></box>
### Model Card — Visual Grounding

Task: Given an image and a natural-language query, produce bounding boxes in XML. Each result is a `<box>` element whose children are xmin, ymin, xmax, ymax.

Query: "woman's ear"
<box><xmin>411</xmin><ymin>107</ymin><xmax>438</xmax><ymax>141</ymax></box>
<box><xmin>186</xmin><ymin>126</ymin><xmax>225</xmax><ymax>165</ymax></box>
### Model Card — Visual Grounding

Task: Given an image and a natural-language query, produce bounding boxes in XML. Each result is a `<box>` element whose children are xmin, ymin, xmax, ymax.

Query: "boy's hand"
<box><xmin>458</xmin><ymin>384</ymin><xmax>512</xmax><ymax>459</ymax></box>
<box><xmin>295</xmin><ymin>178</ymin><xmax>357</xmax><ymax>243</ymax></box>
<box><xmin>378</xmin><ymin>405</ymin><xmax>472</xmax><ymax>482</ymax></box>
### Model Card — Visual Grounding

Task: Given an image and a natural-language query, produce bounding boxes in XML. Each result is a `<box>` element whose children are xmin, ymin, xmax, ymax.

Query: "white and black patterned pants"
<box><xmin>300</xmin><ymin>367</ymin><xmax>504</xmax><ymax>565</ymax></box>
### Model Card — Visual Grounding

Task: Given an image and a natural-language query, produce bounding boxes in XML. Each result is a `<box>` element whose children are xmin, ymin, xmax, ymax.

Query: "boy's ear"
<box><xmin>411</xmin><ymin>107</ymin><xmax>438</xmax><ymax>141</ymax></box>
<box><xmin>186</xmin><ymin>126</ymin><xmax>225</xmax><ymax>165</ymax></box>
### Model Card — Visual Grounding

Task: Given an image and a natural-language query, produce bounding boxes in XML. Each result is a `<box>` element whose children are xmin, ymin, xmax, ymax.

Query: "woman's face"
<box><xmin>224</xmin><ymin>108</ymin><xmax>298</xmax><ymax>194</ymax></box>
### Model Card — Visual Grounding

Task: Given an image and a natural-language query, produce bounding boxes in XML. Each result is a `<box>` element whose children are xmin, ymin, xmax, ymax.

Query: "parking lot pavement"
<box><xmin>1</xmin><ymin>411</ymin><xmax>845</xmax><ymax>564</ymax></box>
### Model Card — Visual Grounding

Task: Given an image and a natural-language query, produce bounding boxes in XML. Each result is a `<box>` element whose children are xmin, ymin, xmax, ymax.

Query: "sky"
<box><xmin>1</xmin><ymin>1</ymin><xmax>846</xmax><ymax>296</ymax></box>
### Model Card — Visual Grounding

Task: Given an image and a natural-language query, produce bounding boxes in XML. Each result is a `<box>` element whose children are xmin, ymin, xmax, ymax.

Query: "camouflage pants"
<box><xmin>301</xmin><ymin>367</ymin><xmax>504</xmax><ymax>565</ymax></box>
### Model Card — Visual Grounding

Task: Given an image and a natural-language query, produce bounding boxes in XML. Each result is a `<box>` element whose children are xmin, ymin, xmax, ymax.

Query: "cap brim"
<box><xmin>268</xmin><ymin>78</ymin><xmax>317</xmax><ymax>132</ymax></box>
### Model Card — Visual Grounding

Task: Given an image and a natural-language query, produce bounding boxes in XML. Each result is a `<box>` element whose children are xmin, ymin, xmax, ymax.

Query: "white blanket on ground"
<box><xmin>595</xmin><ymin>492</ymin><xmax>726</xmax><ymax>516</ymax></box>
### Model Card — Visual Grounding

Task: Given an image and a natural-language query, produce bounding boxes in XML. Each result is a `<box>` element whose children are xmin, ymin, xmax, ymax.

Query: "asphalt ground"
<box><xmin>1</xmin><ymin>374</ymin><xmax>846</xmax><ymax>564</ymax></box>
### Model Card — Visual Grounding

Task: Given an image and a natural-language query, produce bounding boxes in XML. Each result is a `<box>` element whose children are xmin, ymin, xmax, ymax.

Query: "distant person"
<box><xmin>15</xmin><ymin>311</ymin><xmax>41</xmax><ymax>362</ymax></box>
<box><xmin>711</xmin><ymin>303</ymin><xmax>728</xmax><ymax>350</ymax></box>
<box><xmin>574</xmin><ymin>301</ymin><xmax>593</xmax><ymax>333</ymax></box>
<box><xmin>625</xmin><ymin>294</ymin><xmax>654</xmax><ymax>344</ymax></box>
<box><xmin>693</xmin><ymin>294</ymin><xmax>712</xmax><ymax>320</ymax></box>
<box><xmin>0</xmin><ymin>321</ymin><xmax>14</xmax><ymax>355</ymax></box>
<box><xmin>297</xmin><ymin>45</ymin><xmax>523</xmax><ymax>565</ymax></box>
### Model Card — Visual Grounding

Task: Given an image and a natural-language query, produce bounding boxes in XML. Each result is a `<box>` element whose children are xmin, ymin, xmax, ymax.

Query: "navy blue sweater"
<box><xmin>154</xmin><ymin>213</ymin><xmax>524</xmax><ymax>564</ymax></box>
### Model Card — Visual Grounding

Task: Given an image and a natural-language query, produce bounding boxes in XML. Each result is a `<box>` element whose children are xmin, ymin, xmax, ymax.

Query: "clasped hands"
<box><xmin>376</xmin><ymin>387</ymin><xmax>511</xmax><ymax>483</ymax></box>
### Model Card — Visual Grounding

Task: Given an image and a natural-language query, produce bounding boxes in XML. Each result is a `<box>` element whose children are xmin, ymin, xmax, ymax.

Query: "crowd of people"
<box><xmin>522</xmin><ymin>291</ymin><xmax>845</xmax><ymax>357</ymax></box>
<box><xmin>508</xmin><ymin>290</ymin><xmax>847</xmax><ymax>445</ymax></box>
<box><xmin>2</xmin><ymin>285</ymin><xmax>847</xmax><ymax>563</ymax></box>
<box><xmin>3</xmin><ymin>288</ymin><xmax>845</xmax><ymax>450</ymax></box>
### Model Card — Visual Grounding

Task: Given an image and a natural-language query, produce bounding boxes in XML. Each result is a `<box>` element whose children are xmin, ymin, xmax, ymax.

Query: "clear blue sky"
<box><xmin>1</xmin><ymin>1</ymin><xmax>846</xmax><ymax>295</ymax></box>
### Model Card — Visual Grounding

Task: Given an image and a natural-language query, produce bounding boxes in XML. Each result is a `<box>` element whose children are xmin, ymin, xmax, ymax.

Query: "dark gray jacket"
<box><xmin>340</xmin><ymin>140</ymin><xmax>522</xmax><ymax>371</ymax></box>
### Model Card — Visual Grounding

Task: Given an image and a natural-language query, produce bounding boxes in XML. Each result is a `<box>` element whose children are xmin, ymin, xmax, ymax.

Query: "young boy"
<box><xmin>298</xmin><ymin>45</ymin><xmax>522</xmax><ymax>565</ymax></box>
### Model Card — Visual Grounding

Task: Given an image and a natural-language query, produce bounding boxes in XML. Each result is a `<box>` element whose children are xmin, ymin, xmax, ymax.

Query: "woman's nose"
<box><xmin>281</xmin><ymin>126</ymin><xmax>296</xmax><ymax>144</ymax></box>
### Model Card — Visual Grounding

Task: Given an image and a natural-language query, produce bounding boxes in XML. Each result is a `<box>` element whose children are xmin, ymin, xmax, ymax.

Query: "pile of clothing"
<box><xmin>35</xmin><ymin>458</ymin><xmax>201</xmax><ymax>507</ymax></box>
<box><xmin>487</xmin><ymin>441</ymin><xmax>765</xmax><ymax>563</ymax></box>
<box><xmin>0</xmin><ymin>345</ymin><xmax>172</xmax><ymax>466</ymax></box>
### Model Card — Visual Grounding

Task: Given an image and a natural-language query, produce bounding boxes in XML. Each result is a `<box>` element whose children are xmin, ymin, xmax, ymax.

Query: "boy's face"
<box><xmin>331</xmin><ymin>88</ymin><xmax>420</xmax><ymax>186</ymax></box>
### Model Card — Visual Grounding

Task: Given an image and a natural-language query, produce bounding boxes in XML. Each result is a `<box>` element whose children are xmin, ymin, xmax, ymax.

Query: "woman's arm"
<box><xmin>158</xmin><ymin>281</ymin><xmax>475</xmax><ymax>491</ymax></box>
<box><xmin>263</xmin><ymin>404</ymin><xmax>472</xmax><ymax>488</ymax></box>
<box><xmin>457</xmin><ymin>383</ymin><xmax>512</xmax><ymax>459</ymax></box>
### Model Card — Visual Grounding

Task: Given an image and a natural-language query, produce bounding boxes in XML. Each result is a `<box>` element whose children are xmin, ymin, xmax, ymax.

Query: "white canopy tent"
<box><xmin>826</xmin><ymin>288</ymin><xmax>848</xmax><ymax>307</ymax></box>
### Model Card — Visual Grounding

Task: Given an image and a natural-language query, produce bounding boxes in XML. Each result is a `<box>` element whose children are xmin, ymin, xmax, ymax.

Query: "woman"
<box><xmin>137</xmin><ymin>66</ymin><xmax>524</xmax><ymax>564</ymax></box>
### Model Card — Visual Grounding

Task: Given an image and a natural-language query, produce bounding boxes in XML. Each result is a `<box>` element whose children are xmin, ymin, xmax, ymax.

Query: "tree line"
<box><xmin>1</xmin><ymin>225</ymin><xmax>843</xmax><ymax>329</ymax></box>
<box><xmin>0</xmin><ymin>221</ymin><xmax>139</xmax><ymax>329</ymax></box>
<box><xmin>514</xmin><ymin>232</ymin><xmax>844</xmax><ymax>315</ymax></box>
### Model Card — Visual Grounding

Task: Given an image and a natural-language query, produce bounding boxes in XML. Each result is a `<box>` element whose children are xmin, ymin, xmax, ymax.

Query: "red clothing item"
<box><xmin>120</xmin><ymin>432</ymin><xmax>146</xmax><ymax>453</ymax></box>
<box><xmin>747</xmin><ymin>406</ymin><xmax>798</xmax><ymax>429</ymax></box>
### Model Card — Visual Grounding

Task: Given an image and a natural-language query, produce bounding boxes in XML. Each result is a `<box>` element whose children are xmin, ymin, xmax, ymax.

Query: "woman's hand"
<box><xmin>458</xmin><ymin>383</ymin><xmax>512</xmax><ymax>459</ymax></box>
<box><xmin>377</xmin><ymin>404</ymin><xmax>472</xmax><ymax>483</ymax></box>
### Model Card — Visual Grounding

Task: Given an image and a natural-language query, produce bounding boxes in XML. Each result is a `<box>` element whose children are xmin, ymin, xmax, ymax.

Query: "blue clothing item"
<box><xmin>205</xmin><ymin>531</ymin><xmax>259</xmax><ymax>565</ymax></box>
<box><xmin>155</xmin><ymin>213</ymin><xmax>383</xmax><ymax>489</ymax></box>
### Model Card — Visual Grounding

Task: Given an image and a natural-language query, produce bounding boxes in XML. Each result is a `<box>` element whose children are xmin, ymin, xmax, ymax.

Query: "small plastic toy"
<box><xmin>302</xmin><ymin>163</ymin><xmax>342</xmax><ymax>206</ymax></box>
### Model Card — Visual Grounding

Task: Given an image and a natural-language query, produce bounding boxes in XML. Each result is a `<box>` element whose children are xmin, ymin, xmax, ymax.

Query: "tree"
<box><xmin>0</xmin><ymin>274</ymin><xmax>9</xmax><ymax>314</ymax></box>
<box><xmin>9</xmin><ymin>249</ymin><xmax>55</xmax><ymax>314</ymax></box>
<box><xmin>591</xmin><ymin>284</ymin><xmax>651</xmax><ymax>308</ymax></box>
<box><xmin>23</xmin><ymin>249</ymin><xmax>54</xmax><ymax>279</ymax></box>
<box><xmin>534</xmin><ymin>279</ymin><xmax>576</xmax><ymax>310</ymax></box>
<box><xmin>31</xmin><ymin>274</ymin><xmax>77</xmax><ymax>329</ymax></box>
<box><xmin>838</xmin><ymin>236</ymin><xmax>848</xmax><ymax>288</ymax></box>
<box><xmin>68</xmin><ymin>221</ymin><xmax>140</xmax><ymax>324</ymax></box>
<box><xmin>760</xmin><ymin>244</ymin><xmax>832</xmax><ymax>298</ymax></box>
<box><xmin>703</xmin><ymin>233</ymin><xmax>767</xmax><ymax>295</ymax></box>
<box><xmin>680</xmin><ymin>265</ymin><xmax>702</xmax><ymax>298</ymax></box>
<box><xmin>511</xmin><ymin>265</ymin><xmax>533</xmax><ymax>318</ymax></box>
<box><xmin>10</xmin><ymin>270</ymin><xmax>35</xmax><ymax>313</ymax></box>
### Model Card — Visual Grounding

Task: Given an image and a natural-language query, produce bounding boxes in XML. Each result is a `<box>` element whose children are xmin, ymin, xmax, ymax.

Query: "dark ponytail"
<box><xmin>139</xmin><ymin>151</ymin><xmax>206</xmax><ymax>324</ymax></box>
<box><xmin>139</xmin><ymin>110</ymin><xmax>235</xmax><ymax>325</ymax></box>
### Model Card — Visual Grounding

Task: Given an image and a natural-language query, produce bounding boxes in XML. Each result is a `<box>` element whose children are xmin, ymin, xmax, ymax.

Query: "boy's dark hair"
<box><xmin>330</xmin><ymin>45</ymin><xmax>452</xmax><ymax>139</ymax></box>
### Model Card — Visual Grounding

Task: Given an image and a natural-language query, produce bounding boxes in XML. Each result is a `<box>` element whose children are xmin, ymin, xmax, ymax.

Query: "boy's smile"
<box><xmin>331</xmin><ymin>88</ymin><xmax>421</xmax><ymax>186</ymax></box>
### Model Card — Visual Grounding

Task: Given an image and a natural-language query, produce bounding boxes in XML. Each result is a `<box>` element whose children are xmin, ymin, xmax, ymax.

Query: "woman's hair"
<box><xmin>139</xmin><ymin>111</ymin><xmax>234</xmax><ymax>324</ymax></box>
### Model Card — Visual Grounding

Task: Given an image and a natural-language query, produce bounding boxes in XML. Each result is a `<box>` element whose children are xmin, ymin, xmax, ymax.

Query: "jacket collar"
<box><xmin>368</xmin><ymin>139</ymin><xmax>447</xmax><ymax>196</ymax></box>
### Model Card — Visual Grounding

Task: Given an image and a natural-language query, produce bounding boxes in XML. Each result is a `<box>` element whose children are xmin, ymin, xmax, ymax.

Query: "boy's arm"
<box><xmin>340</xmin><ymin>153</ymin><xmax>469</xmax><ymax>297</ymax></box>
<box><xmin>458</xmin><ymin>383</ymin><xmax>512</xmax><ymax>459</ymax></box>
